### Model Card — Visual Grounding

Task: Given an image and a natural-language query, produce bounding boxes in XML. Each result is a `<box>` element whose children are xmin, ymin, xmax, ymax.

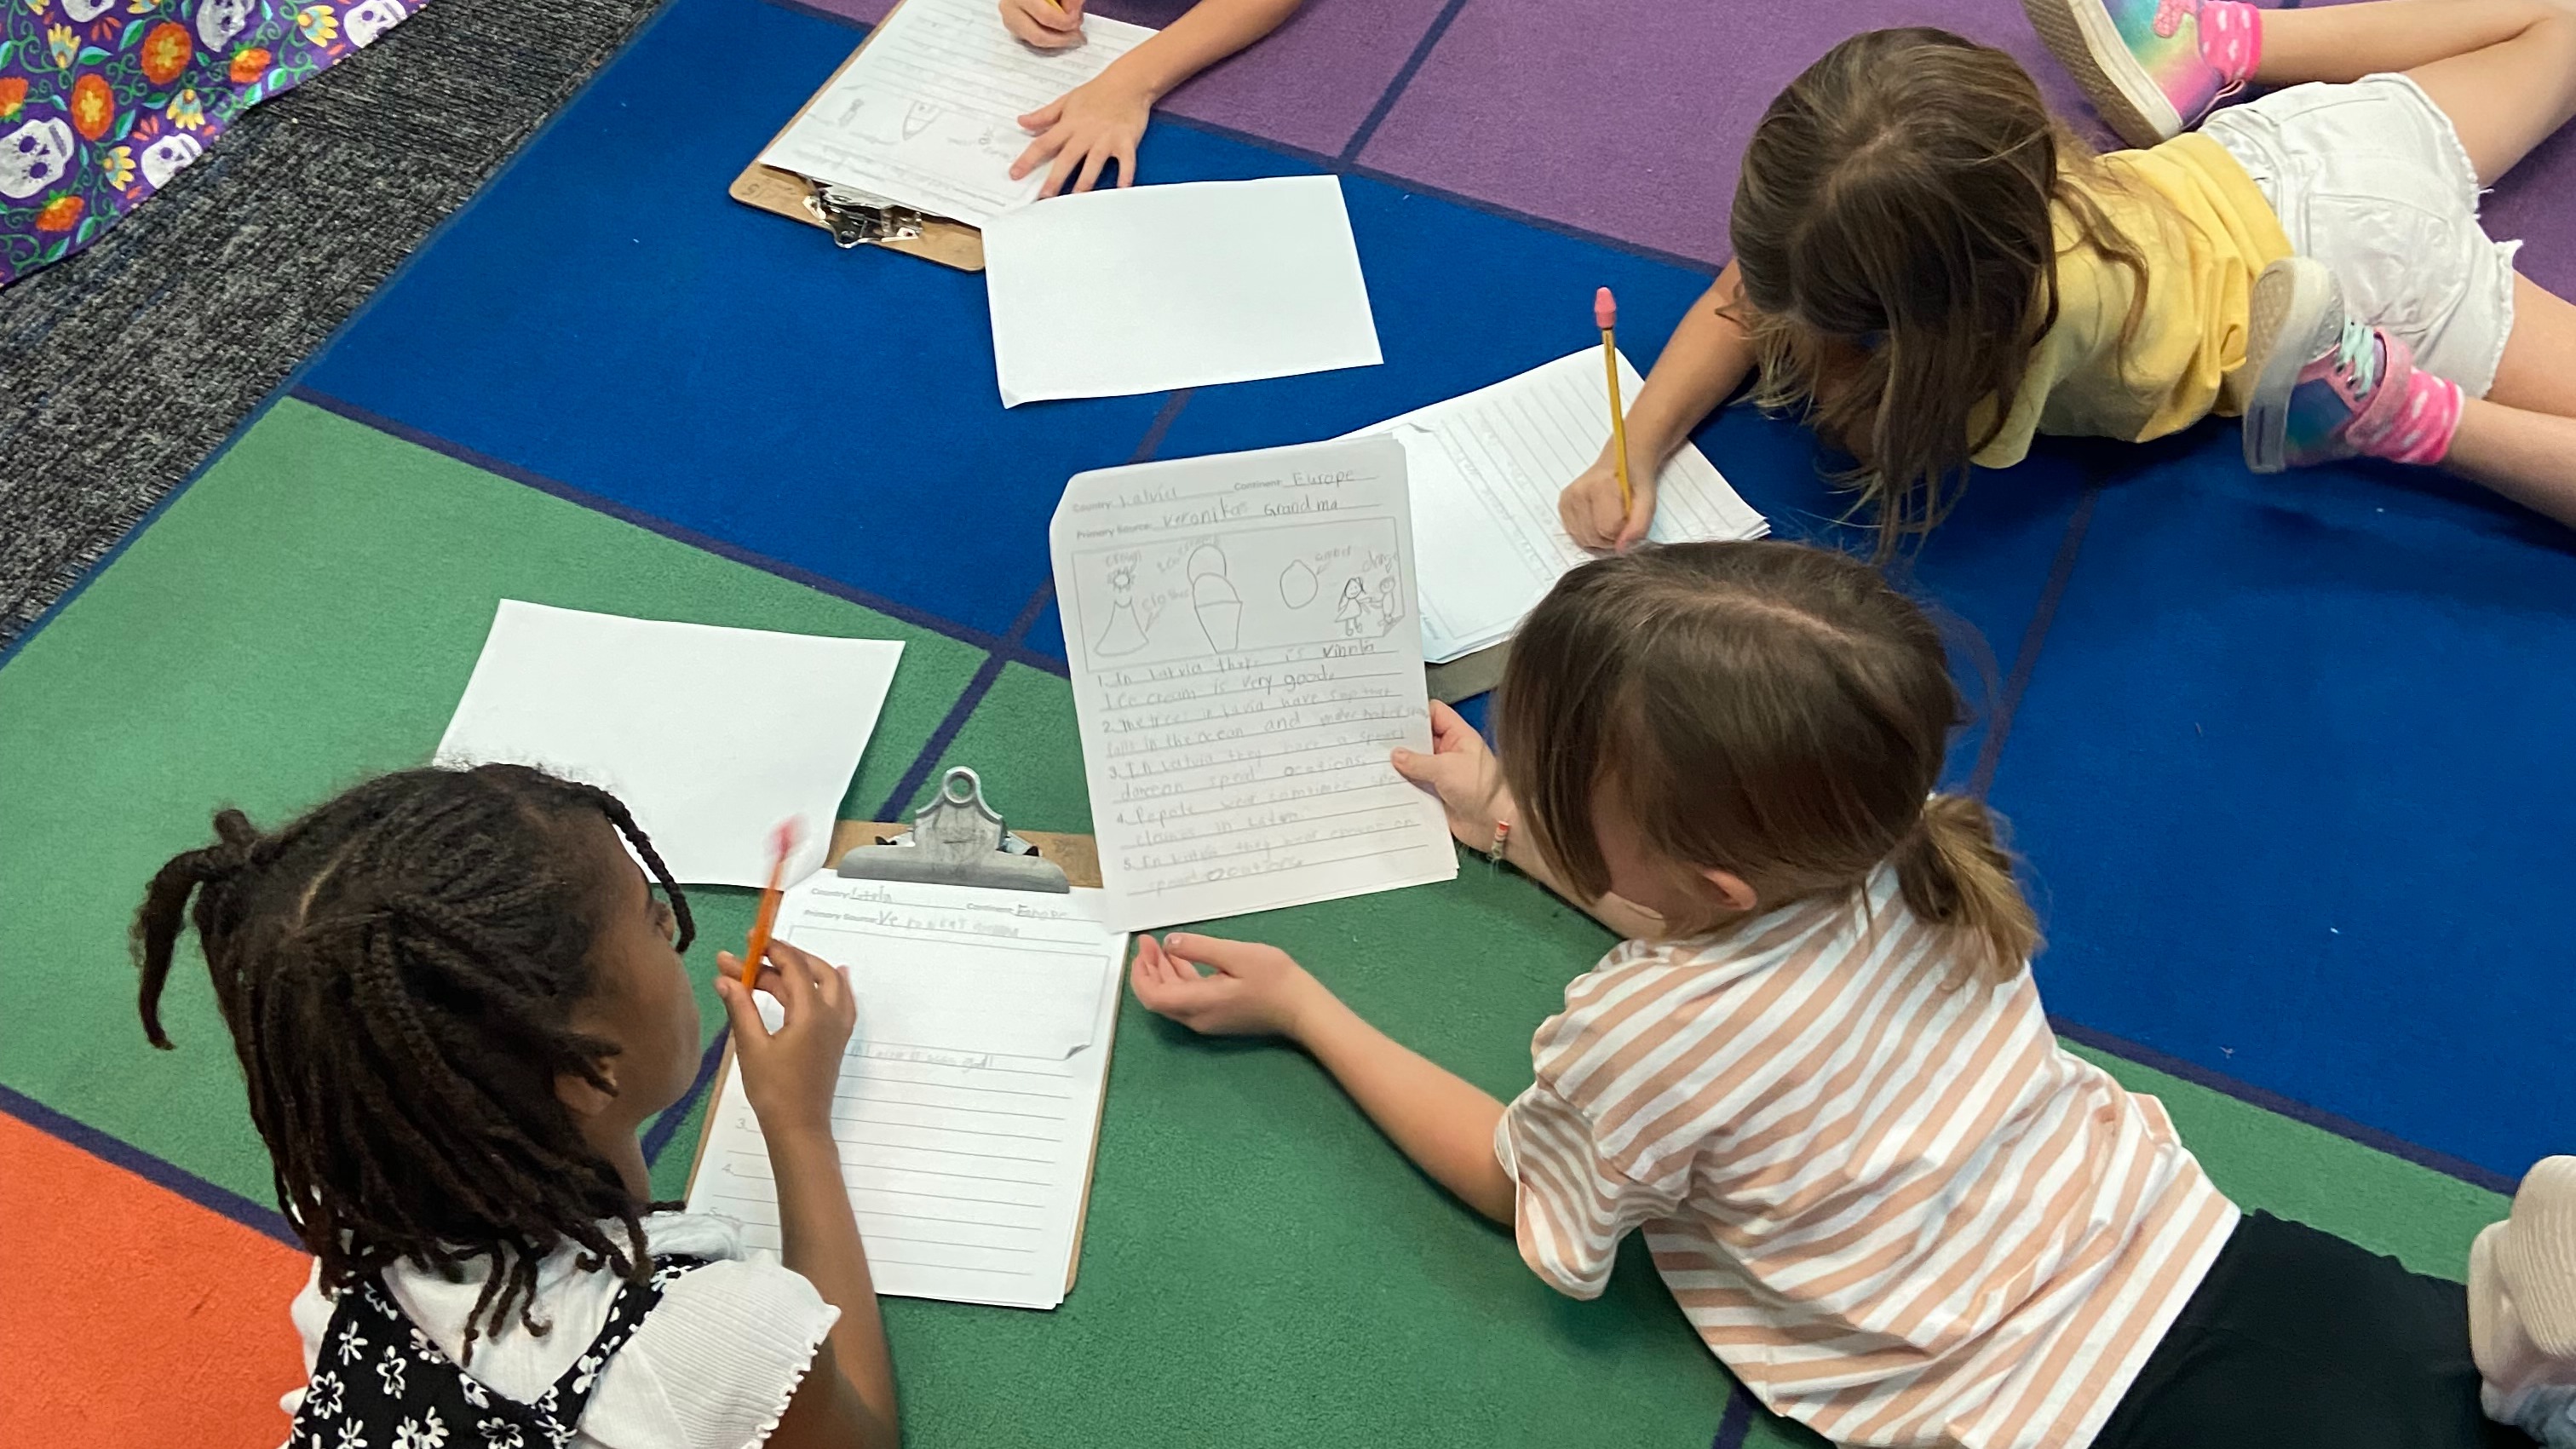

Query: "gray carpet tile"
<box><xmin>0</xmin><ymin>0</ymin><xmax>665</xmax><ymax>651</ymax></box>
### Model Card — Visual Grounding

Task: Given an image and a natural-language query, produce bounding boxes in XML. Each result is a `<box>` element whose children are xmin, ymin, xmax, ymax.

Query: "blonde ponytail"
<box><xmin>1891</xmin><ymin>793</ymin><xmax>2039</xmax><ymax>984</ymax></box>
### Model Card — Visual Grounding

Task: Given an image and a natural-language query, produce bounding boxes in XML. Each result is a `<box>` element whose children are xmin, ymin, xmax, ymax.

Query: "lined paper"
<box><xmin>1050</xmin><ymin>434</ymin><xmax>1457</xmax><ymax>931</ymax></box>
<box><xmin>759</xmin><ymin>0</ymin><xmax>1153</xmax><ymax>228</ymax></box>
<box><xmin>1345</xmin><ymin>349</ymin><xmax>1769</xmax><ymax>662</ymax></box>
<box><xmin>685</xmin><ymin>875</ymin><xmax>1125</xmax><ymax>1310</ymax></box>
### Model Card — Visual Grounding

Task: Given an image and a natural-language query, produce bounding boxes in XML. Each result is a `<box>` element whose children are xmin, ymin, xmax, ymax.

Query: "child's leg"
<box><xmin>2401</xmin><ymin>9</ymin><xmax>2576</xmax><ymax>186</ymax></box>
<box><xmin>2253</xmin><ymin>0</ymin><xmax>2576</xmax><ymax>185</ymax></box>
<box><xmin>2025</xmin><ymin>0</ymin><xmax>2576</xmax><ymax>151</ymax></box>
<box><xmin>2255</xmin><ymin>0</ymin><xmax>2567</xmax><ymax>95</ymax></box>
<box><xmin>2445</xmin><ymin>279</ymin><xmax>2576</xmax><ymax>523</ymax></box>
<box><xmin>2247</xmin><ymin>259</ymin><xmax>2576</xmax><ymax>530</ymax></box>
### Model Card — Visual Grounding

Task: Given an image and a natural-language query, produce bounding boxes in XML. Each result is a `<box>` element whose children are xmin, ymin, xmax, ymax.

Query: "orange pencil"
<box><xmin>738</xmin><ymin>819</ymin><xmax>798</xmax><ymax>988</ymax></box>
<box><xmin>1596</xmin><ymin>286</ymin><xmax>1633</xmax><ymax>515</ymax></box>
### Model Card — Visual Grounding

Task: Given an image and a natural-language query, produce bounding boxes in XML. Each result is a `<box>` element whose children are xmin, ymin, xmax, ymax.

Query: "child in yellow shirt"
<box><xmin>1560</xmin><ymin>9</ymin><xmax>2576</xmax><ymax>554</ymax></box>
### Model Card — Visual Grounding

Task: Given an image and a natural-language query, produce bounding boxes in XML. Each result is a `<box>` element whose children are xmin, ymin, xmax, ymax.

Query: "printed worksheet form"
<box><xmin>1050</xmin><ymin>435</ymin><xmax>1458</xmax><ymax>931</ymax></box>
<box><xmin>759</xmin><ymin>0</ymin><xmax>1154</xmax><ymax>228</ymax></box>
<box><xmin>1346</xmin><ymin>349</ymin><xmax>1769</xmax><ymax>662</ymax></box>
<box><xmin>684</xmin><ymin>875</ymin><xmax>1126</xmax><ymax>1310</ymax></box>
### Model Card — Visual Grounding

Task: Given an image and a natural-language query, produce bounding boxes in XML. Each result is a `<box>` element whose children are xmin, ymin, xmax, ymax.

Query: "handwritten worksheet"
<box><xmin>1345</xmin><ymin>349</ymin><xmax>1769</xmax><ymax>662</ymax></box>
<box><xmin>759</xmin><ymin>0</ymin><xmax>1154</xmax><ymax>228</ymax></box>
<box><xmin>685</xmin><ymin>874</ymin><xmax>1126</xmax><ymax>1310</ymax></box>
<box><xmin>1050</xmin><ymin>434</ymin><xmax>1458</xmax><ymax>931</ymax></box>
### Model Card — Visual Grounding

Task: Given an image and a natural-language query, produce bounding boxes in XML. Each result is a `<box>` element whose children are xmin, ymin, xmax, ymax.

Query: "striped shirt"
<box><xmin>1495</xmin><ymin>866</ymin><xmax>2236</xmax><ymax>1449</ymax></box>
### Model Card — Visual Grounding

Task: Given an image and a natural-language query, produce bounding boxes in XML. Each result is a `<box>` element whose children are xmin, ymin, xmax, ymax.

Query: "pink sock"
<box><xmin>2198</xmin><ymin>0</ymin><xmax>2263</xmax><ymax>89</ymax></box>
<box><xmin>2347</xmin><ymin>340</ymin><xmax>2465</xmax><ymax>466</ymax></box>
<box><xmin>2375</xmin><ymin>372</ymin><xmax>2464</xmax><ymax>465</ymax></box>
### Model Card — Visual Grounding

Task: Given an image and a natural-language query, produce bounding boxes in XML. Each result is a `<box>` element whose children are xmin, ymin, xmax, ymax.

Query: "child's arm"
<box><xmin>1130</xmin><ymin>933</ymin><xmax>1515</xmax><ymax>1222</ymax></box>
<box><xmin>1561</xmin><ymin>260</ymin><xmax>1757</xmax><ymax>552</ymax></box>
<box><xmin>1007</xmin><ymin>0</ymin><xmax>1307</xmax><ymax>198</ymax></box>
<box><xmin>1392</xmin><ymin>700</ymin><xmax>1668</xmax><ymax>940</ymax></box>
<box><xmin>715</xmin><ymin>941</ymin><xmax>900</xmax><ymax>1449</ymax></box>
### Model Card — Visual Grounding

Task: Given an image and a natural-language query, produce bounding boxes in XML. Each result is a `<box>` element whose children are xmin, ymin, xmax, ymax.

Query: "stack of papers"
<box><xmin>434</xmin><ymin>602</ymin><xmax>904</xmax><ymax>888</ymax></box>
<box><xmin>1346</xmin><ymin>349</ymin><xmax>1769</xmax><ymax>663</ymax></box>
<box><xmin>758</xmin><ymin>0</ymin><xmax>1154</xmax><ymax>228</ymax></box>
<box><xmin>983</xmin><ymin>176</ymin><xmax>1383</xmax><ymax>406</ymax></box>
<box><xmin>1049</xmin><ymin>434</ymin><xmax>1456</xmax><ymax>930</ymax></box>
<box><xmin>685</xmin><ymin>874</ymin><xmax>1129</xmax><ymax>1311</ymax></box>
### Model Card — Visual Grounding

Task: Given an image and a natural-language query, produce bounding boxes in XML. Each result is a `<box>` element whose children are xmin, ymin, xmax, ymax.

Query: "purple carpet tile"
<box><xmin>768</xmin><ymin>0</ymin><xmax>1451</xmax><ymax>159</ymax></box>
<box><xmin>1351</xmin><ymin>0</ymin><xmax>2103</xmax><ymax>268</ymax></box>
<box><xmin>2481</xmin><ymin>122</ymin><xmax>2575</xmax><ymax>300</ymax></box>
<box><xmin>1101</xmin><ymin>0</ymin><xmax>1454</xmax><ymax>158</ymax></box>
<box><xmin>774</xmin><ymin>0</ymin><xmax>890</xmax><ymax>32</ymax></box>
<box><xmin>777</xmin><ymin>0</ymin><xmax>2576</xmax><ymax>295</ymax></box>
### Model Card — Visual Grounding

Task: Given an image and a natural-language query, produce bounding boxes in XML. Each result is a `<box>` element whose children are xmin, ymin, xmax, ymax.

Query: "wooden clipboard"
<box><xmin>729</xmin><ymin>0</ymin><xmax>988</xmax><ymax>272</ymax></box>
<box><xmin>681</xmin><ymin>818</ymin><xmax>1114</xmax><ymax>1297</ymax></box>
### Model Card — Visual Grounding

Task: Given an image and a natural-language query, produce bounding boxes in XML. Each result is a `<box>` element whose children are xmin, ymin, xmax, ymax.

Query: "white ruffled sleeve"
<box><xmin>276</xmin><ymin>1258</ymin><xmax>331</xmax><ymax>1424</ymax></box>
<box><xmin>579</xmin><ymin>1255</ymin><xmax>841</xmax><ymax>1449</ymax></box>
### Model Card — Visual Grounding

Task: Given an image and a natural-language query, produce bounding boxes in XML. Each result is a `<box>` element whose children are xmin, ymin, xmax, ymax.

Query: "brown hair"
<box><xmin>135</xmin><ymin>764</ymin><xmax>696</xmax><ymax>1360</ymax></box>
<box><xmin>1498</xmin><ymin>540</ymin><xmax>2038</xmax><ymax>982</ymax></box>
<box><xmin>1729</xmin><ymin>27</ymin><xmax>2151</xmax><ymax>557</ymax></box>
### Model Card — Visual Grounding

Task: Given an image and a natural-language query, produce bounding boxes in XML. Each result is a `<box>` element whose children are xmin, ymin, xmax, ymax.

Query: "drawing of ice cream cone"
<box><xmin>1187</xmin><ymin>544</ymin><xmax>1241</xmax><ymax>651</ymax></box>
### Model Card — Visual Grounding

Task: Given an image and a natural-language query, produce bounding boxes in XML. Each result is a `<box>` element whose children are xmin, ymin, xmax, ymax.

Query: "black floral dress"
<box><xmin>288</xmin><ymin>1256</ymin><xmax>708</xmax><ymax>1449</ymax></box>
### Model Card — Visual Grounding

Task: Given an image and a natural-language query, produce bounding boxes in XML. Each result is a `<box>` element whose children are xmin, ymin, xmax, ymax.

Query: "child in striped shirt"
<box><xmin>1131</xmin><ymin>539</ymin><xmax>2530</xmax><ymax>1449</ymax></box>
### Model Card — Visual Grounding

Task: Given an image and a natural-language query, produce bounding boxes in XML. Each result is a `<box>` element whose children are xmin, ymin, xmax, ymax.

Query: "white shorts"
<box><xmin>2202</xmin><ymin>72</ymin><xmax>2520</xmax><ymax>398</ymax></box>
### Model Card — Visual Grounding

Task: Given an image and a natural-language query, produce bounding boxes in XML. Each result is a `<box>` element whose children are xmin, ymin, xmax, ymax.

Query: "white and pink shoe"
<box><xmin>2021</xmin><ymin>0</ymin><xmax>2263</xmax><ymax>147</ymax></box>
<box><xmin>2241</xmin><ymin>256</ymin><xmax>2464</xmax><ymax>474</ymax></box>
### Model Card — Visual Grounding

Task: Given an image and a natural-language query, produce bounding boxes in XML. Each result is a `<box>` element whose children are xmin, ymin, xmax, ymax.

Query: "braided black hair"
<box><xmin>135</xmin><ymin>763</ymin><xmax>697</xmax><ymax>1360</ymax></box>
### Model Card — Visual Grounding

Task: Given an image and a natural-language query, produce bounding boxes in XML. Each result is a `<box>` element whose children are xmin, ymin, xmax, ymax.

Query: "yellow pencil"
<box><xmin>1595</xmin><ymin>287</ymin><xmax>1632</xmax><ymax>515</ymax></box>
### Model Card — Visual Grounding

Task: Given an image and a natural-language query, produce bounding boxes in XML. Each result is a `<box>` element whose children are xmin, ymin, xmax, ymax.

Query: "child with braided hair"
<box><xmin>135</xmin><ymin>762</ymin><xmax>899</xmax><ymax>1449</ymax></box>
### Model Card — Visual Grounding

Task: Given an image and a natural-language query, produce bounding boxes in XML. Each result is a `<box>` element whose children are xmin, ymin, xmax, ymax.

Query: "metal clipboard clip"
<box><xmin>802</xmin><ymin>181</ymin><xmax>930</xmax><ymax>250</ymax></box>
<box><xmin>836</xmin><ymin>767</ymin><xmax>1070</xmax><ymax>894</ymax></box>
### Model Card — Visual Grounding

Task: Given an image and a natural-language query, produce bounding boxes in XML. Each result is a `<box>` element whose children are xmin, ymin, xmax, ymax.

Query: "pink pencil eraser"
<box><xmin>1594</xmin><ymin>286</ymin><xmax>1617</xmax><ymax>330</ymax></box>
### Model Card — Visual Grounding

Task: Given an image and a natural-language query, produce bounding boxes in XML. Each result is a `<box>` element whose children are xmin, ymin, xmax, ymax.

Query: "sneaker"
<box><xmin>2020</xmin><ymin>0</ymin><xmax>2260</xmax><ymax>147</ymax></box>
<box><xmin>2241</xmin><ymin>256</ymin><xmax>2412</xmax><ymax>473</ymax></box>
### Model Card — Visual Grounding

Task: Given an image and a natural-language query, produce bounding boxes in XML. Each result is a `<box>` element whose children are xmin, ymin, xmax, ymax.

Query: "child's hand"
<box><xmin>1392</xmin><ymin>699</ymin><xmax>1518</xmax><ymax>851</ymax></box>
<box><xmin>999</xmin><ymin>0</ymin><xmax>1084</xmax><ymax>49</ymax></box>
<box><xmin>1130</xmin><ymin>933</ymin><xmax>1330</xmax><ymax>1041</ymax></box>
<box><xmin>1012</xmin><ymin>73</ymin><xmax>1152</xmax><ymax>198</ymax></box>
<box><xmin>1560</xmin><ymin>435</ymin><xmax>1660</xmax><ymax>553</ymax></box>
<box><xmin>715</xmin><ymin>940</ymin><xmax>855</xmax><ymax>1141</ymax></box>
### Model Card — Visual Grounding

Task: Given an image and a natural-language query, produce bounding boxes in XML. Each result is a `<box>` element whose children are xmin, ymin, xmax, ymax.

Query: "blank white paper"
<box><xmin>983</xmin><ymin>175</ymin><xmax>1383</xmax><ymax>407</ymax></box>
<box><xmin>685</xmin><ymin>876</ymin><xmax>1126</xmax><ymax>1310</ymax></box>
<box><xmin>1346</xmin><ymin>349</ymin><xmax>1770</xmax><ymax>662</ymax></box>
<box><xmin>759</xmin><ymin>0</ymin><xmax>1153</xmax><ymax>229</ymax></box>
<box><xmin>1050</xmin><ymin>434</ymin><xmax>1457</xmax><ymax>931</ymax></box>
<box><xmin>434</xmin><ymin>602</ymin><xmax>902</xmax><ymax>888</ymax></box>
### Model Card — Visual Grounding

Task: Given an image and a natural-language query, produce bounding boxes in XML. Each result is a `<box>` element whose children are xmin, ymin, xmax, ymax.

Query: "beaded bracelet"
<box><xmin>1486</xmin><ymin>819</ymin><xmax>1512</xmax><ymax>869</ymax></box>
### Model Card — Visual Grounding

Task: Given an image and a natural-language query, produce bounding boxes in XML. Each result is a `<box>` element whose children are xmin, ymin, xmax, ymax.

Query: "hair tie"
<box><xmin>187</xmin><ymin>808</ymin><xmax>267</xmax><ymax>885</ymax></box>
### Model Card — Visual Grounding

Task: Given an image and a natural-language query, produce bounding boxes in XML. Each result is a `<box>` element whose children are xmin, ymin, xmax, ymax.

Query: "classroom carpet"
<box><xmin>5</xmin><ymin>0</ymin><xmax>2575</xmax><ymax>1444</ymax></box>
<box><xmin>0</xmin><ymin>0</ymin><xmax>662</xmax><ymax>650</ymax></box>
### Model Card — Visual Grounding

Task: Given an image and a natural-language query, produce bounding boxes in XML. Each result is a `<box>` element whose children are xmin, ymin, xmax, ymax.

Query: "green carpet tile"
<box><xmin>0</xmin><ymin>398</ymin><xmax>981</xmax><ymax>1198</ymax></box>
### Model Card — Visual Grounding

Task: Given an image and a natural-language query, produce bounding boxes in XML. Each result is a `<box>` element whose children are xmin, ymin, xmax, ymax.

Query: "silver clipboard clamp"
<box><xmin>802</xmin><ymin>181</ymin><xmax>930</xmax><ymax>250</ymax></box>
<box><xmin>836</xmin><ymin>767</ymin><xmax>1070</xmax><ymax>894</ymax></box>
